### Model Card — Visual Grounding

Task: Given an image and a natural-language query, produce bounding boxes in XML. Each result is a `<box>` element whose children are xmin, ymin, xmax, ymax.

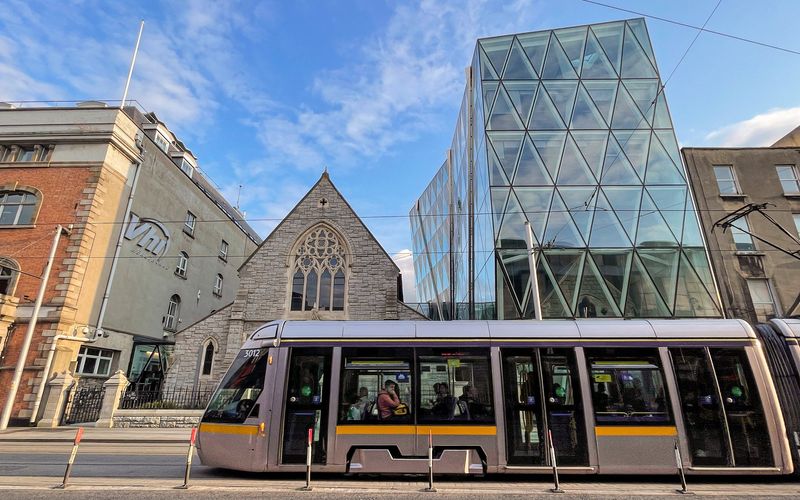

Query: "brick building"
<box><xmin>165</xmin><ymin>172</ymin><xmax>423</xmax><ymax>389</ymax></box>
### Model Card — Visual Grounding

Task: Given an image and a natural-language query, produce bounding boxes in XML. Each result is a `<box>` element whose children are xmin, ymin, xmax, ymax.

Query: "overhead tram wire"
<box><xmin>579</xmin><ymin>0</ymin><xmax>800</xmax><ymax>57</ymax></box>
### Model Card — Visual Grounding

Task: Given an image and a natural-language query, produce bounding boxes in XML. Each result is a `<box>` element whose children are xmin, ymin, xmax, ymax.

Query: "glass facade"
<box><xmin>411</xmin><ymin>19</ymin><xmax>722</xmax><ymax>319</ymax></box>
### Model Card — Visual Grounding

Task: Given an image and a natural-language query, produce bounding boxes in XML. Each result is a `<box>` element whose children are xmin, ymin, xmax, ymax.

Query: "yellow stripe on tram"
<box><xmin>199</xmin><ymin>423</ymin><xmax>260</xmax><ymax>436</ymax></box>
<box><xmin>336</xmin><ymin>425</ymin><xmax>497</xmax><ymax>436</ymax></box>
<box><xmin>595</xmin><ymin>426</ymin><xmax>677</xmax><ymax>437</ymax></box>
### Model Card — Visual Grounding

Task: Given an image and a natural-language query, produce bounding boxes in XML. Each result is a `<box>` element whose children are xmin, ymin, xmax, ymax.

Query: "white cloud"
<box><xmin>392</xmin><ymin>249</ymin><xmax>417</xmax><ymax>303</ymax></box>
<box><xmin>704</xmin><ymin>107</ymin><xmax>800</xmax><ymax>147</ymax></box>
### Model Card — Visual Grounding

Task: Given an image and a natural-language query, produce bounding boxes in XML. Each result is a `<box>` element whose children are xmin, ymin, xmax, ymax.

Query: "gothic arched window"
<box><xmin>290</xmin><ymin>226</ymin><xmax>347</xmax><ymax>312</ymax></box>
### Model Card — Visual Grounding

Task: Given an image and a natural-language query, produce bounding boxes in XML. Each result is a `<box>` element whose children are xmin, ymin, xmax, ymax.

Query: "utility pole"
<box><xmin>0</xmin><ymin>225</ymin><xmax>66</xmax><ymax>430</ymax></box>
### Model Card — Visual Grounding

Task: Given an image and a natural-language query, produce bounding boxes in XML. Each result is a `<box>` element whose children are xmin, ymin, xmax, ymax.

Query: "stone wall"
<box><xmin>112</xmin><ymin>409</ymin><xmax>203</xmax><ymax>428</ymax></box>
<box><xmin>163</xmin><ymin>304</ymin><xmax>232</xmax><ymax>389</ymax></box>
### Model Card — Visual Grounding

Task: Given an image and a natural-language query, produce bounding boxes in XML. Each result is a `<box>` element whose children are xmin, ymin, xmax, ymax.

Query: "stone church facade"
<box><xmin>165</xmin><ymin>172</ymin><xmax>424</xmax><ymax>388</ymax></box>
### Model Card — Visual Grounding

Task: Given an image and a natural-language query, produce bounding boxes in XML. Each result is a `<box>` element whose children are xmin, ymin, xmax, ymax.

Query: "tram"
<box><xmin>196</xmin><ymin>319</ymin><xmax>799</xmax><ymax>476</ymax></box>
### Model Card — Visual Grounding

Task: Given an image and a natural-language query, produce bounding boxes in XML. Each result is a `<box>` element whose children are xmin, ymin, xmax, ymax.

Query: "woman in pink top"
<box><xmin>377</xmin><ymin>380</ymin><xmax>401</xmax><ymax>420</ymax></box>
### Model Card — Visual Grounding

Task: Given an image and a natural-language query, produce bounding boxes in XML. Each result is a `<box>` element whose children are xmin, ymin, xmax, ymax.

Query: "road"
<box><xmin>1</xmin><ymin>429</ymin><xmax>799</xmax><ymax>498</ymax></box>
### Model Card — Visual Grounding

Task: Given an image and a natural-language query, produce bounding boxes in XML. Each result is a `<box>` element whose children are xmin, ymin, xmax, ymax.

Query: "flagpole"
<box><xmin>120</xmin><ymin>20</ymin><xmax>145</xmax><ymax>108</ymax></box>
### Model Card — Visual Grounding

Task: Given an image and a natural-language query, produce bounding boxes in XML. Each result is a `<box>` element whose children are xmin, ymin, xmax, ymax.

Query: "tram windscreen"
<box><xmin>202</xmin><ymin>347</ymin><xmax>269</xmax><ymax>423</ymax></box>
<box><xmin>589</xmin><ymin>355</ymin><xmax>671</xmax><ymax>424</ymax></box>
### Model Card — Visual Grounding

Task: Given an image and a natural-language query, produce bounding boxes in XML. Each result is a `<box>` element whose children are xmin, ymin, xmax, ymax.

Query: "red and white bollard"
<box><xmin>177</xmin><ymin>427</ymin><xmax>198</xmax><ymax>489</ymax></box>
<box><xmin>548</xmin><ymin>429</ymin><xmax>564</xmax><ymax>494</ymax></box>
<box><xmin>302</xmin><ymin>427</ymin><xmax>313</xmax><ymax>491</ymax></box>
<box><xmin>424</xmin><ymin>429</ymin><xmax>436</xmax><ymax>492</ymax></box>
<box><xmin>55</xmin><ymin>427</ymin><xmax>84</xmax><ymax>489</ymax></box>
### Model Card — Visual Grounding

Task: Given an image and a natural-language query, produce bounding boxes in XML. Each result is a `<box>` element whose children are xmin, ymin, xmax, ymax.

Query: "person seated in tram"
<box><xmin>347</xmin><ymin>386</ymin><xmax>371</xmax><ymax>420</ymax></box>
<box><xmin>432</xmin><ymin>383</ymin><xmax>457</xmax><ymax>418</ymax></box>
<box><xmin>377</xmin><ymin>380</ymin><xmax>402</xmax><ymax>420</ymax></box>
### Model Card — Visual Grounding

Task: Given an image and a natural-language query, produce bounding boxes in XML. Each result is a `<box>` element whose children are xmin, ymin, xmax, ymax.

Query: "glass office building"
<box><xmin>410</xmin><ymin>19</ymin><xmax>722</xmax><ymax>320</ymax></box>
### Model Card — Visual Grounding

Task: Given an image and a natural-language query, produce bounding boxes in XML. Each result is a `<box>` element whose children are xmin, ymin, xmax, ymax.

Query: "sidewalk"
<box><xmin>0</xmin><ymin>426</ymin><xmax>193</xmax><ymax>443</ymax></box>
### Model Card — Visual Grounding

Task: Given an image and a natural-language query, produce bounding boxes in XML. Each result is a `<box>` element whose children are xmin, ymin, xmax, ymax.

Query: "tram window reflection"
<box><xmin>587</xmin><ymin>348</ymin><xmax>672</xmax><ymax>424</ymax></box>
<box><xmin>338</xmin><ymin>348</ymin><xmax>413</xmax><ymax>424</ymax></box>
<box><xmin>203</xmin><ymin>347</ymin><xmax>268</xmax><ymax>423</ymax></box>
<box><xmin>417</xmin><ymin>349</ymin><xmax>494</xmax><ymax>423</ymax></box>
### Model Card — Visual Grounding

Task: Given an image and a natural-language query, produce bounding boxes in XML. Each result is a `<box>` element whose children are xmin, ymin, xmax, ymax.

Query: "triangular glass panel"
<box><xmin>621</xmin><ymin>24</ymin><xmax>657</xmax><ymax>78</ymax></box>
<box><xmin>488</xmin><ymin>84</ymin><xmax>524</xmax><ymax>130</ymax></box>
<box><xmin>637</xmin><ymin>248</ymin><xmax>680</xmax><ymax>314</ymax></box>
<box><xmin>544</xmin><ymin>249</ymin><xmax>585</xmax><ymax>312</ymax></box>
<box><xmin>516</xmin><ymin>187</ymin><xmax>554</xmax><ymax>242</ymax></box>
<box><xmin>490</xmin><ymin>187</ymin><xmax>510</xmax><ymax>239</ymax></box>
<box><xmin>601</xmin><ymin>135</ymin><xmax>642</xmax><ymax>185</ymax></box>
<box><xmin>504</xmin><ymin>37</ymin><xmax>538</xmax><ymax>79</ymax></box>
<box><xmin>504</xmin><ymin>81</ymin><xmax>538</xmax><ymax>125</ymax></box>
<box><xmin>583</xmin><ymin>80</ymin><xmax>617</xmax><ymax>124</ymax></box>
<box><xmin>591</xmin><ymin>250</ymin><xmax>632</xmax><ymax>310</ymax></box>
<box><xmin>559</xmin><ymin>186</ymin><xmax>597</xmax><ymax>242</ymax></box>
<box><xmin>624</xmin><ymin>252</ymin><xmax>671</xmax><ymax>317</ymax></box>
<box><xmin>554</xmin><ymin>26</ymin><xmax>587</xmax><ymax>74</ymax></box>
<box><xmin>681</xmin><ymin>195</ymin><xmax>705</xmax><ymax>247</ymax></box>
<box><xmin>517</xmin><ymin>31</ymin><xmax>550</xmax><ymax>77</ymax></box>
<box><xmin>482</xmin><ymin>81</ymin><xmax>499</xmax><ymax>124</ymax></box>
<box><xmin>654</xmin><ymin>130</ymin><xmax>682</xmax><ymax>170</ymax></box>
<box><xmin>541</xmin><ymin>32</ymin><xmax>578</xmax><ymax>79</ymax></box>
<box><xmin>488</xmin><ymin>131</ymin><xmax>524</xmax><ymax>182</ymax></box>
<box><xmin>581</xmin><ymin>28</ymin><xmax>617</xmax><ymax>78</ymax></box>
<box><xmin>645</xmin><ymin>133</ymin><xmax>685</xmax><ymax>185</ymax></box>
<box><xmin>589</xmin><ymin>189</ymin><xmax>632</xmax><ymax>248</ymax></box>
<box><xmin>498</xmin><ymin>249</ymin><xmax>530</xmax><ymax>313</ymax></box>
<box><xmin>529</xmin><ymin>86</ymin><xmax>566</xmax><ymax>130</ymax></box>
<box><xmin>635</xmin><ymin>190</ymin><xmax>679</xmax><ymax>247</ymax></box>
<box><xmin>572</xmin><ymin>130</ymin><xmax>608</xmax><ymax>177</ymax></box>
<box><xmin>543</xmin><ymin>190</ymin><xmax>585</xmax><ymax>248</ymax></box>
<box><xmin>531</xmin><ymin>131</ymin><xmax>567</xmax><ymax>179</ymax></box>
<box><xmin>543</xmin><ymin>80</ymin><xmax>578</xmax><ymax>125</ymax></box>
<box><xmin>537</xmin><ymin>256</ymin><xmax>572</xmax><ymax>318</ymax></box>
<box><xmin>602</xmin><ymin>186</ymin><xmax>642</xmax><ymax>242</ymax></box>
<box><xmin>480</xmin><ymin>36</ymin><xmax>512</xmax><ymax>78</ymax></box>
<box><xmin>612</xmin><ymin>83</ymin><xmax>647</xmax><ymax>129</ymax></box>
<box><xmin>653</xmin><ymin>92</ymin><xmax>673</xmax><ymax>129</ymax></box>
<box><xmin>515</xmin><ymin>135</ymin><xmax>553</xmax><ymax>186</ymax></box>
<box><xmin>623</xmin><ymin>80</ymin><xmax>659</xmax><ymax>125</ymax></box>
<box><xmin>591</xmin><ymin>23</ymin><xmax>624</xmax><ymax>74</ymax></box>
<box><xmin>478</xmin><ymin>45</ymin><xmax>500</xmax><ymax>80</ymax></box>
<box><xmin>647</xmin><ymin>186</ymin><xmax>686</xmax><ymax>240</ymax></box>
<box><xmin>571</xmin><ymin>85</ymin><xmax>608</xmax><ymax>129</ymax></box>
<box><xmin>577</xmin><ymin>256</ymin><xmax>621</xmax><ymax>317</ymax></box>
<box><xmin>488</xmin><ymin>145</ymin><xmax>510</xmax><ymax>186</ymax></box>
<box><xmin>558</xmin><ymin>134</ymin><xmax>597</xmax><ymax>185</ymax></box>
<box><xmin>497</xmin><ymin>189</ymin><xmax>529</xmax><ymax>249</ymax></box>
<box><xmin>674</xmin><ymin>251</ymin><xmax>722</xmax><ymax>317</ymax></box>
<box><xmin>627</xmin><ymin>19</ymin><xmax>657</xmax><ymax>69</ymax></box>
<box><xmin>683</xmin><ymin>248</ymin><xmax>719</xmax><ymax>307</ymax></box>
<box><xmin>613</xmin><ymin>130</ymin><xmax>650</xmax><ymax>179</ymax></box>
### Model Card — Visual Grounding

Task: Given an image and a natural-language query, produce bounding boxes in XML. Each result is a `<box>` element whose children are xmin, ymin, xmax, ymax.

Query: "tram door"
<box><xmin>281</xmin><ymin>348</ymin><xmax>331</xmax><ymax>464</ymax></box>
<box><xmin>502</xmin><ymin>348</ymin><xmax>588</xmax><ymax>466</ymax></box>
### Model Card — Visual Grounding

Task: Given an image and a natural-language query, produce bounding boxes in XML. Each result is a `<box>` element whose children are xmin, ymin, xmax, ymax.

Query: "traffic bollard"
<box><xmin>301</xmin><ymin>427</ymin><xmax>313</xmax><ymax>491</ymax></box>
<box><xmin>55</xmin><ymin>427</ymin><xmax>84</xmax><ymax>489</ymax></box>
<box><xmin>424</xmin><ymin>429</ymin><xmax>436</xmax><ymax>492</ymax></box>
<box><xmin>176</xmin><ymin>427</ymin><xmax>198</xmax><ymax>489</ymax></box>
<box><xmin>674</xmin><ymin>440</ymin><xmax>692</xmax><ymax>495</ymax></box>
<box><xmin>548</xmin><ymin>430</ymin><xmax>564</xmax><ymax>493</ymax></box>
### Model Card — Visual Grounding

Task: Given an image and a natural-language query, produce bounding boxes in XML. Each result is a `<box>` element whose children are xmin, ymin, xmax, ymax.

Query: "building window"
<box><xmin>776</xmin><ymin>165</ymin><xmax>800</xmax><ymax>194</ymax></box>
<box><xmin>713</xmin><ymin>165</ymin><xmax>741</xmax><ymax>195</ymax></box>
<box><xmin>219</xmin><ymin>240</ymin><xmax>229</xmax><ymax>261</ymax></box>
<box><xmin>179</xmin><ymin>159</ymin><xmax>194</xmax><ymax>178</ymax></box>
<box><xmin>289</xmin><ymin>225</ymin><xmax>348</xmax><ymax>312</ymax></box>
<box><xmin>0</xmin><ymin>190</ymin><xmax>38</xmax><ymax>226</ymax></box>
<box><xmin>76</xmin><ymin>346</ymin><xmax>114</xmax><ymax>376</ymax></box>
<box><xmin>183</xmin><ymin>211</ymin><xmax>196</xmax><ymax>236</ymax></box>
<box><xmin>731</xmin><ymin>216</ymin><xmax>756</xmax><ymax>252</ymax></box>
<box><xmin>201</xmin><ymin>341</ymin><xmax>215</xmax><ymax>376</ymax></box>
<box><xmin>175</xmin><ymin>251</ymin><xmax>188</xmax><ymax>278</ymax></box>
<box><xmin>164</xmin><ymin>294</ymin><xmax>181</xmax><ymax>331</ymax></box>
<box><xmin>794</xmin><ymin>214</ymin><xmax>800</xmax><ymax>239</ymax></box>
<box><xmin>0</xmin><ymin>258</ymin><xmax>20</xmax><ymax>296</ymax></box>
<box><xmin>2</xmin><ymin>145</ymin><xmax>49</xmax><ymax>162</ymax></box>
<box><xmin>747</xmin><ymin>279</ymin><xmax>778</xmax><ymax>322</ymax></box>
<box><xmin>213</xmin><ymin>274</ymin><xmax>223</xmax><ymax>296</ymax></box>
<box><xmin>154</xmin><ymin>133</ymin><xmax>170</xmax><ymax>153</ymax></box>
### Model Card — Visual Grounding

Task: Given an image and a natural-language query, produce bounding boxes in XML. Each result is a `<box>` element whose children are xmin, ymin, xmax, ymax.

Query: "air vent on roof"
<box><xmin>76</xmin><ymin>101</ymin><xmax>108</xmax><ymax>108</ymax></box>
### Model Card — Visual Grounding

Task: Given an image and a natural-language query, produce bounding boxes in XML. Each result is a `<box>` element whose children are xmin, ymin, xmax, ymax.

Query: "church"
<box><xmin>164</xmin><ymin>171</ymin><xmax>424</xmax><ymax>388</ymax></box>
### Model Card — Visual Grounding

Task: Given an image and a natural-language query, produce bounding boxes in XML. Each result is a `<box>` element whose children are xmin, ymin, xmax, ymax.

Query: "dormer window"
<box><xmin>180</xmin><ymin>159</ymin><xmax>194</xmax><ymax>178</ymax></box>
<box><xmin>154</xmin><ymin>132</ymin><xmax>170</xmax><ymax>153</ymax></box>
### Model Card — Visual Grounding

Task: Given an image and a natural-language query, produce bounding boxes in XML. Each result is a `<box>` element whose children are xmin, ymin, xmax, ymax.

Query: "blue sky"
<box><xmin>2</xmin><ymin>0</ymin><xmax>800</xmax><ymax>300</ymax></box>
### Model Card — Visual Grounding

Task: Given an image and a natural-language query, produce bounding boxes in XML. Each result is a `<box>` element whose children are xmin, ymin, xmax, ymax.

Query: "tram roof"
<box><xmin>769</xmin><ymin>318</ymin><xmax>800</xmax><ymax>339</ymax></box>
<box><xmin>248</xmin><ymin>319</ymin><xmax>755</xmax><ymax>342</ymax></box>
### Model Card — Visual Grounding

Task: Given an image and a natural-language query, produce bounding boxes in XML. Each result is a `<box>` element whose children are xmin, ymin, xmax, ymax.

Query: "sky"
<box><xmin>2</xmin><ymin>0</ymin><xmax>800</xmax><ymax>301</ymax></box>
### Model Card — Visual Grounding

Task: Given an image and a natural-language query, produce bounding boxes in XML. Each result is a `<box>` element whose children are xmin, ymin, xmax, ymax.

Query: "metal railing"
<box><xmin>119</xmin><ymin>386</ymin><xmax>213</xmax><ymax>410</ymax></box>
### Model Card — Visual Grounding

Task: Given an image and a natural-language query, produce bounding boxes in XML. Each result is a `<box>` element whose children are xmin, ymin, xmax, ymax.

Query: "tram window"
<box><xmin>338</xmin><ymin>348</ymin><xmax>413</xmax><ymax>424</ymax></box>
<box><xmin>587</xmin><ymin>348</ymin><xmax>672</xmax><ymax>424</ymax></box>
<box><xmin>417</xmin><ymin>348</ymin><xmax>494</xmax><ymax>423</ymax></box>
<box><xmin>202</xmin><ymin>347</ymin><xmax>268</xmax><ymax>423</ymax></box>
<box><xmin>286</xmin><ymin>354</ymin><xmax>326</xmax><ymax>405</ymax></box>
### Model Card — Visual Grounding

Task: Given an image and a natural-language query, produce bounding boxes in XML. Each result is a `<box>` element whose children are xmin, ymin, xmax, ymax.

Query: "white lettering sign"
<box><xmin>124</xmin><ymin>213</ymin><xmax>170</xmax><ymax>258</ymax></box>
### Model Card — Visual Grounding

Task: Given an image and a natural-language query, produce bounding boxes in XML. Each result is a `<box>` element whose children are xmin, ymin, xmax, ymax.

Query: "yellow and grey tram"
<box><xmin>196</xmin><ymin>319</ymin><xmax>796</xmax><ymax>476</ymax></box>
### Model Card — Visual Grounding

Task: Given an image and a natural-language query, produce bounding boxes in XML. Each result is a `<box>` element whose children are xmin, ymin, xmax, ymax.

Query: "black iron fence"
<box><xmin>119</xmin><ymin>386</ymin><xmax>214</xmax><ymax>410</ymax></box>
<box><xmin>62</xmin><ymin>385</ymin><xmax>106</xmax><ymax>425</ymax></box>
